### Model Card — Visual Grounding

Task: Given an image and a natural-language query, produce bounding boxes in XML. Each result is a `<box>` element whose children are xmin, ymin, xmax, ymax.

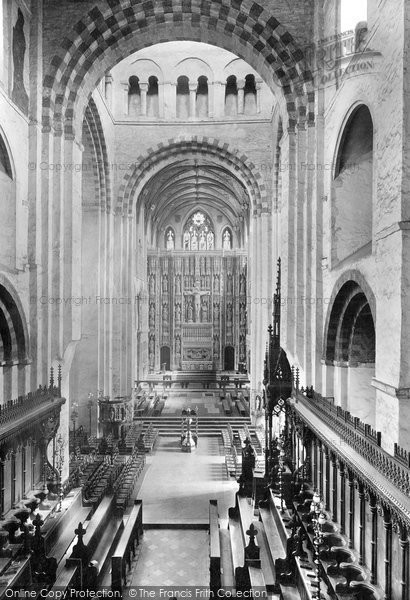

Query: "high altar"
<box><xmin>147</xmin><ymin>252</ymin><xmax>247</xmax><ymax>372</ymax></box>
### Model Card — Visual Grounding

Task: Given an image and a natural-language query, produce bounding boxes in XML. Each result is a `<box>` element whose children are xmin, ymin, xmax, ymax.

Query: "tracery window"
<box><xmin>165</xmin><ymin>227</ymin><xmax>175</xmax><ymax>250</ymax></box>
<box><xmin>222</xmin><ymin>228</ymin><xmax>232</xmax><ymax>250</ymax></box>
<box><xmin>183</xmin><ymin>211</ymin><xmax>214</xmax><ymax>251</ymax></box>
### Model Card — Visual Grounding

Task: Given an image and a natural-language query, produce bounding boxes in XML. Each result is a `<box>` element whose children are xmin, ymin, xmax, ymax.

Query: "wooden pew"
<box><xmin>71</xmin><ymin>495</ymin><xmax>115</xmax><ymax>563</ymax></box>
<box><xmin>51</xmin><ymin>561</ymin><xmax>81</xmax><ymax>597</ymax></box>
<box><xmin>111</xmin><ymin>500</ymin><xmax>143</xmax><ymax>593</ymax></box>
<box><xmin>228</xmin><ymin>494</ymin><xmax>261</xmax><ymax>591</ymax></box>
<box><xmin>209</xmin><ymin>500</ymin><xmax>221</xmax><ymax>594</ymax></box>
<box><xmin>222</xmin><ymin>398</ymin><xmax>232</xmax><ymax>415</ymax></box>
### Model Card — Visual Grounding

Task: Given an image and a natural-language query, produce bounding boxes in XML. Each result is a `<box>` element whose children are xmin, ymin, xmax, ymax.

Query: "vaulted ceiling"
<box><xmin>141</xmin><ymin>159</ymin><xmax>250</xmax><ymax>240</ymax></box>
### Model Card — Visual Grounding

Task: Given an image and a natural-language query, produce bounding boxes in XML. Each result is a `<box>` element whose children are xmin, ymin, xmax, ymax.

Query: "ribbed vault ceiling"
<box><xmin>141</xmin><ymin>159</ymin><xmax>250</xmax><ymax>236</ymax></box>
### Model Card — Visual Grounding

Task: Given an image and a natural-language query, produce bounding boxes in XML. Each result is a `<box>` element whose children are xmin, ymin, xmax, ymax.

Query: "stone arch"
<box><xmin>129</xmin><ymin>58</ymin><xmax>163</xmax><ymax>83</ymax></box>
<box><xmin>323</xmin><ymin>270</ymin><xmax>376</xmax><ymax>362</ymax></box>
<box><xmin>331</xmin><ymin>103</ymin><xmax>374</xmax><ymax>264</ymax></box>
<box><xmin>174</xmin><ymin>57</ymin><xmax>214</xmax><ymax>83</ymax></box>
<box><xmin>117</xmin><ymin>136</ymin><xmax>267</xmax><ymax>216</ymax></box>
<box><xmin>323</xmin><ymin>273</ymin><xmax>376</xmax><ymax>423</ymax></box>
<box><xmin>83</xmin><ymin>97</ymin><xmax>112</xmax><ymax>212</ymax></box>
<box><xmin>0</xmin><ymin>275</ymin><xmax>29</xmax><ymax>363</ymax></box>
<box><xmin>0</xmin><ymin>129</ymin><xmax>13</xmax><ymax>179</ymax></box>
<box><xmin>42</xmin><ymin>0</ymin><xmax>314</xmax><ymax>136</ymax></box>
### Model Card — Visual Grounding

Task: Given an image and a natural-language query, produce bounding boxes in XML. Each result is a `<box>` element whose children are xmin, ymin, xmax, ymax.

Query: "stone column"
<box><xmin>255</xmin><ymin>79</ymin><xmax>263</xmax><ymax>113</ymax></box>
<box><xmin>237</xmin><ymin>79</ymin><xmax>245</xmax><ymax>114</ymax></box>
<box><xmin>105</xmin><ymin>73</ymin><xmax>113</xmax><ymax>109</ymax></box>
<box><xmin>214</xmin><ymin>81</ymin><xmax>226</xmax><ymax>118</ymax></box>
<box><xmin>295</xmin><ymin>123</ymin><xmax>307</xmax><ymax>361</ymax></box>
<box><xmin>189</xmin><ymin>82</ymin><xmax>197</xmax><ymax>118</ymax></box>
<box><xmin>383</xmin><ymin>508</ymin><xmax>392</xmax><ymax>600</ymax></box>
<box><xmin>369</xmin><ymin>494</ymin><xmax>378</xmax><ymax>584</ymax></box>
<box><xmin>331</xmin><ymin>453</ymin><xmax>338</xmax><ymax>521</ymax></box>
<box><xmin>358</xmin><ymin>482</ymin><xmax>365</xmax><ymax>564</ymax></box>
<box><xmin>324</xmin><ymin>445</ymin><xmax>330</xmax><ymax>509</ymax></box>
<box><xmin>140</xmin><ymin>82</ymin><xmax>148</xmax><ymax>117</ymax></box>
<box><xmin>312</xmin><ymin>437</ymin><xmax>318</xmax><ymax>489</ymax></box>
<box><xmin>0</xmin><ymin>457</ymin><xmax>4</xmax><ymax>518</ymax></box>
<box><xmin>347</xmin><ymin>469</ymin><xmax>355</xmax><ymax>549</ymax></box>
<box><xmin>317</xmin><ymin>440</ymin><xmax>323</xmax><ymax>493</ymax></box>
<box><xmin>339</xmin><ymin>461</ymin><xmax>346</xmax><ymax>535</ymax></box>
<box><xmin>163</xmin><ymin>82</ymin><xmax>176</xmax><ymax>118</ymax></box>
<box><xmin>121</xmin><ymin>82</ymin><xmax>129</xmax><ymax>115</ymax></box>
<box><xmin>400</xmin><ymin>527</ymin><xmax>409</xmax><ymax>600</ymax></box>
<box><xmin>21</xmin><ymin>446</ymin><xmax>26</xmax><ymax>499</ymax></box>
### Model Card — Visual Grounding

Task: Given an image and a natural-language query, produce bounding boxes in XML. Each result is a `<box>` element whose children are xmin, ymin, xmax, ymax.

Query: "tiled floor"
<box><xmin>127</xmin><ymin>435</ymin><xmax>237</xmax><ymax>588</ymax></box>
<box><xmin>129</xmin><ymin>529</ymin><xmax>209</xmax><ymax>586</ymax></box>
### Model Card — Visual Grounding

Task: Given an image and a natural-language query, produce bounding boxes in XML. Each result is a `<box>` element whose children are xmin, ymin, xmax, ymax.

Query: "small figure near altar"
<box><xmin>239</xmin><ymin>437</ymin><xmax>256</xmax><ymax>496</ymax></box>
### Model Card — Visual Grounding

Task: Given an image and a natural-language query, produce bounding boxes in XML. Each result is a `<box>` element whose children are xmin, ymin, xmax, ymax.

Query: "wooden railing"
<box><xmin>0</xmin><ymin>385</ymin><xmax>61</xmax><ymax>427</ymax></box>
<box><xmin>294</xmin><ymin>390</ymin><xmax>410</xmax><ymax>499</ymax></box>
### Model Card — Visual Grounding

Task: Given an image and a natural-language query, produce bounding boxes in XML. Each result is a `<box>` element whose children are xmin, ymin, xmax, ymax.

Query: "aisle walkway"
<box><xmin>128</xmin><ymin>435</ymin><xmax>237</xmax><ymax>588</ymax></box>
<box><xmin>139</xmin><ymin>435</ymin><xmax>237</xmax><ymax>525</ymax></box>
<box><xmin>129</xmin><ymin>529</ymin><xmax>209</xmax><ymax>586</ymax></box>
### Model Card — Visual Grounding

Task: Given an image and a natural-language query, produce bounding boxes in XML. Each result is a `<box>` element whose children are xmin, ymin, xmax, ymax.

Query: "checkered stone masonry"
<box><xmin>116</xmin><ymin>136</ymin><xmax>267</xmax><ymax>215</ymax></box>
<box><xmin>42</xmin><ymin>0</ymin><xmax>315</xmax><ymax>136</ymax></box>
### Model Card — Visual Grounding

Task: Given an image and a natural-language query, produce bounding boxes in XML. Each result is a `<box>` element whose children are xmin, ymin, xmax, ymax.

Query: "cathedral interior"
<box><xmin>0</xmin><ymin>0</ymin><xmax>409</xmax><ymax>598</ymax></box>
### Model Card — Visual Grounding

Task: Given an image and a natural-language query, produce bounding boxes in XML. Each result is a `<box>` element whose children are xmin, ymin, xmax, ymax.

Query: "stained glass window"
<box><xmin>183</xmin><ymin>211</ymin><xmax>214</xmax><ymax>250</ymax></box>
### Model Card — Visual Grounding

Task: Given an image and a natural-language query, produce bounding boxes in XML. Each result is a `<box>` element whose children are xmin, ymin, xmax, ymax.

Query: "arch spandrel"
<box><xmin>42</xmin><ymin>0</ymin><xmax>314</xmax><ymax>136</ymax></box>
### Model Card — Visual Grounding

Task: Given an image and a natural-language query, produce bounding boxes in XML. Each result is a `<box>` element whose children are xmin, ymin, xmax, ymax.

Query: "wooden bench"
<box><xmin>209</xmin><ymin>500</ymin><xmax>221</xmax><ymax>593</ymax></box>
<box><xmin>236</xmin><ymin>399</ymin><xmax>247</xmax><ymax>416</ymax></box>
<box><xmin>76</xmin><ymin>495</ymin><xmax>114</xmax><ymax>560</ymax></box>
<box><xmin>259</xmin><ymin>506</ymin><xmax>286</xmax><ymax>567</ymax></box>
<box><xmin>248</xmin><ymin>566</ymin><xmax>268</xmax><ymax>595</ymax></box>
<box><xmin>222</xmin><ymin>398</ymin><xmax>232</xmax><ymax>415</ymax></box>
<box><xmin>51</xmin><ymin>562</ymin><xmax>81</xmax><ymax>596</ymax></box>
<box><xmin>111</xmin><ymin>500</ymin><xmax>143</xmax><ymax>593</ymax></box>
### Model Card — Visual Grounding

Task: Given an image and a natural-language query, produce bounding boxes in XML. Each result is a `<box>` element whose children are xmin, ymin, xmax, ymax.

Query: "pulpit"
<box><xmin>98</xmin><ymin>396</ymin><xmax>133</xmax><ymax>439</ymax></box>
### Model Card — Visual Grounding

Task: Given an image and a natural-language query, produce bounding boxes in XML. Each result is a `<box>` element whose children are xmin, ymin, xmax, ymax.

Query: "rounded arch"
<box><xmin>129</xmin><ymin>58</ymin><xmax>163</xmax><ymax>82</ymax></box>
<box><xmin>0</xmin><ymin>129</ymin><xmax>14</xmax><ymax>180</ymax></box>
<box><xmin>174</xmin><ymin>57</ymin><xmax>213</xmax><ymax>82</ymax></box>
<box><xmin>83</xmin><ymin>97</ymin><xmax>112</xmax><ymax>212</ymax></box>
<box><xmin>331</xmin><ymin>103</ymin><xmax>374</xmax><ymax>265</ymax></box>
<box><xmin>42</xmin><ymin>0</ymin><xmax>314</xmax><ymax>136</ymax></box>
<box><xmin>0</xmin><ymin>275</ymin><xmax>29</xmax><ymax>363</ymax></box>
<box><xmin>334</xmin><ymin>103</ymin><xmax>373</xmax><ymax>179</ymax></box>
<box><xmin>117</xmin><ymin>136</ymin><xmax>267</xmax><ymax>216</ymax></box>
<box><xmin>324</xmin><ymin>271</ymin><xmax>376</xmax><ymax>364</ymax></box>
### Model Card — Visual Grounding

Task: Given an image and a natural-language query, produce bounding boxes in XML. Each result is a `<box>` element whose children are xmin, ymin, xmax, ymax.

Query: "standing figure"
<box><xmin>187</xmin><ymin>299</ymin><xmax>194</xmax><ymax>322</ymax></box>
<box><xmin>175</xmin><ymin>274</ymin><xmax>181</xmax><ymax>295</ymax></box>
<box><xmin>149</xmin><ymin>274</ymin><xmax>155</xmax><ymax>295</ymax></box>
<box><xmin>149</xmin><ymin>303</ymin><xmax>155</xmax><ymax>327</ymax></box>
<box><xmin>184</xmin><ymin>231</ymin><xmax>190</xmax><ymax>250</ymax></box>
<box><xmin>199</xmin><ymin>231</ymin><xmax>207</xmax><ymax>250</ymax></box>
<box><xmin>166</xmin><ymin>230</ymin><xmax>175</xmax><ymax>250</ymax></box>
<box><xmin>223</xmin><ymin>230</ymin><xmax>231</xmax><ymax>250</ymax></box>
<box><xmin>207</xmin><ymin>231</ymin><xmax>214</xmax><ymax>249</ymax></box>
<box><xmin>241</xmin><ymin>437</ymin><xmax>256</xmax><ymax>496</ymax></box>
